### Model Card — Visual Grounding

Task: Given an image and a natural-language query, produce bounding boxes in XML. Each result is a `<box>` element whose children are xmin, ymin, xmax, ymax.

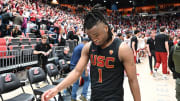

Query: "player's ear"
<box><xmin>104</xmin><ymin>25</ymin><xmax>108</xmax><ymax>33</ymax></box>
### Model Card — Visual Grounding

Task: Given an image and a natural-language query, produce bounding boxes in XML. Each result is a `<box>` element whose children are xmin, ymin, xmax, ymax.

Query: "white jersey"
<box><xmin>138</xmin><ymin>37</ymin><xmax>146</xmax><ymax>50</ymax></box>
<box><xmin>124</xmin><ymin>37</ymin><xmax>131</xmax><ymax>47</ymax></box>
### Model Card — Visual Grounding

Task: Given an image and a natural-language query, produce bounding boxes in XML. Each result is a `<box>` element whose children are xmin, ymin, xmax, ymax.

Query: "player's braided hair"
<box><xmin>84</xmin><ymin>4</ymin><xmax>113</xmax><ymax>42</ymax></box>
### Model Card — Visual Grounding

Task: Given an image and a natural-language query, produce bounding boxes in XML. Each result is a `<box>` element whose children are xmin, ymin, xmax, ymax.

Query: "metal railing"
<box><xmin>0</xmin><ymin>49</ymin><xmax>56</xmax><ymax>73</ymax></box>
<box><xmin>0</xmin><ymin>40</ymin><xmax>78</xmax><ymax>73</ymax></box>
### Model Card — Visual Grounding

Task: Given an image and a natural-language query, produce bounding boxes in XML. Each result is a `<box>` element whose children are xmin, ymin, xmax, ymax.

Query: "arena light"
<box><xmin>51</xmin><ymin>0</ymin><xmax>59</xmax><ymax>4</ymax></box>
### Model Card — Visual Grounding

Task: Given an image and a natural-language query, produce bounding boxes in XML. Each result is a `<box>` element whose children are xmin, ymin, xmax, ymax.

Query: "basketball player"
<box><xmin>41</xmin><ymin>6</ymin><xmax>141</xmax><ymax>101</ymax></box>
<box><xmin>131</xmin><ymin>30</ymin><xmax>141</xmax><ymax>63</ymax></box>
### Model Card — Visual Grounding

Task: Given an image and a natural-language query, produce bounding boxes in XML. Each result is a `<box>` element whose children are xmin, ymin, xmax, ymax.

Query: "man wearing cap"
<box><xmin>70</xmin><ymin>38</ymin><xmax>90</xmax><ymax>101</ymax></box>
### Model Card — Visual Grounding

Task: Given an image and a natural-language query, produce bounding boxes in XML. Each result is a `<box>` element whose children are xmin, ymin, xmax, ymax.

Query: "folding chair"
<box><xmin>46</xmin><ymin>63</ymin><xmax>67</xmax><ymax>100</ymax></box>
<box><xmin>59</xmin><ymin>59</ymin><xmax>70</xmax><ymax>77</ymax></box>
<box><xmin>0</xmin><ymin>73</ymin><xmax>34</xmax><ymax>101</ymax></box>
<box><xmin>27</xmin><ymin>67</ymin><xmax>61</xmax><ymax>101</ymax></box>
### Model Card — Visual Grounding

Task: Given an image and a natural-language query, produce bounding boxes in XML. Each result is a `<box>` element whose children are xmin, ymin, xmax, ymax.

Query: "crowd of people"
<box><xmin>0</xmin><ymin>0</ymin><xmax>86</xmax><ymax>45</ymax></box>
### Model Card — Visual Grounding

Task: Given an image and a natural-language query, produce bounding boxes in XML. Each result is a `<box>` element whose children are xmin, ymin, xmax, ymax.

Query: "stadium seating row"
<box><xmin>0</xmin><ymin>63</ymin><xmax>68</xmax><ymax>101</ymax></box>
<box><xmin>0</xmin><ymin>38</ymin><xmax>41</xmax><ymax>46</ymax></box>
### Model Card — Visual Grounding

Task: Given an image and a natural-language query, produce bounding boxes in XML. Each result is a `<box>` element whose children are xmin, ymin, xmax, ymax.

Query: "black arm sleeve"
<box><xmin>168</xmin><ymin>46</ymin><xmax>175</xmax><ymax>72</ymax></box>
<box><xmin>147</xmin><ymin>38</ymin><xmax>150</xmax><ymax>45</ymax></box>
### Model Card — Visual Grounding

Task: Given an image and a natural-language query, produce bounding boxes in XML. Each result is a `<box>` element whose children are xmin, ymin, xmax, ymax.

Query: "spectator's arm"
<box><xmin>33</xmin><ymin>44</ymin><xmax>45</xmax><ymax>55</ymax></box>
<box><xmin>46</xmin><ymin>49</ymin><xmax>52</xmax><ymax>55</ymax></box>
<box><xmin>33</xmin><ymin>50</ymin><xmax>44</xmax><ymax>55</ymax></box>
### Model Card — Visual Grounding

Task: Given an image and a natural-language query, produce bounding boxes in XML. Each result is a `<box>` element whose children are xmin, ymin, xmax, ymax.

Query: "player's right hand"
<box><xmin>41</xmin><ymin>87</ymin><xmax>59</xmax><ymax>101</ymax></box>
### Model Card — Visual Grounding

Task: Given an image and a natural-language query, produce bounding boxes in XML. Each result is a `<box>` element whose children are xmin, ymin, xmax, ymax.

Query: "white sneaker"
<box><xmin>162</xmin><ymin>75</ymin><xmax>168</xmax><ymax>80</ymax></box>
<box><xmin>153</xmin><ymin>71</ymin><xmax>158</xmax><ymax>78</ymax></box>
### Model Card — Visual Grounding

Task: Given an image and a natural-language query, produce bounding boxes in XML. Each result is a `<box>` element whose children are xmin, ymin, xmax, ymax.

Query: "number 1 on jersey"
<box><xmin>98</xmin><ymin>69</ymin><xmax>102</xmax><ymax>83</ymax></box>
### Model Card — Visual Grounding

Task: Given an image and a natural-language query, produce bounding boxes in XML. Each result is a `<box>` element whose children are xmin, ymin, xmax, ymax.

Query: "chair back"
<box><xmin>46</xmin><ymin>63</ymin><xmax>59</xmax><ymax>77</ymax></box>
<box><xmin>27</xmin><ymin>67</ymin><xmax>46</xmax><ymax>84</ymax></box>
<box><xmin>59</xmin><ymin>59</ymin><xmax>69</xmax><ymax>70</ymax></box>
<box><xmin>0</xmin><ymin>73</ymin><xmax>21</xmax><ymax>94</ymax></box>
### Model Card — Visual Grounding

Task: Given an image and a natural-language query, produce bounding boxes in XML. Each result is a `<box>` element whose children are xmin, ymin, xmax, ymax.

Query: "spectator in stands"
<box><xmin>3</xmin><ymin>25</ymin><xmax>12</xmax><ymax>37</ymax></box>
<box><xmin>67</xmin><ymin>30</ymin><xmax>74</xmax><ymax>40</ymax></box>
<box><xmin>76</xmin><ymin>29</ymin><xmax>83</xmax><ymax>44</ymax></box>
<box><xmin>67</xmin><ymin>26</ymin><xmax>78</xmax><ymax>40</ymax></box>
<box><xmin>57</xmin><ymin>28</ymin><xmax>66</xmax><ymax>46</ymax></box>
<box><xmin>58</xmin><ymin>46</ymin><xmax>71</xmax><ymax>62</ymax></box>
<box><xmin>1</xmin><ymin>12</ymin><xmax>13</xmax><ymax>24</ymax></box>
<box><xmin>21</xmin><ymin>17</ymin><xmax>27</xmax><ymax>37</ymax></box>
<box><xmin>12</xmin><ymin>25</ymin><xmax>22</xmax><ymax>37</ymax></box>
<box><xmin>13</xmin><ymin>14</ymin><xmax>23</xmax><ymax>27</ymax></box>
<box><xmin>0</xmin><ymin>16</ymin><xmax>5</xmax><ymax>37</ymax></box>
<box><xmin>33</xmin><ymin>35</ymin><xmax>52</xmax><ymax>74</ymax></box>
<box><xmin>30</xmin><ymin>11</ymin><xmax>36</xmax><ymax>24</ymax></box>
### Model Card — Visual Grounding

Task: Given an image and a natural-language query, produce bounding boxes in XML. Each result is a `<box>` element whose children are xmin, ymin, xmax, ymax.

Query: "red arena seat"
<box><xmin>0</xmin><ymin>38</ymin><xmax>7</xmax><ymax>46</ymax></box>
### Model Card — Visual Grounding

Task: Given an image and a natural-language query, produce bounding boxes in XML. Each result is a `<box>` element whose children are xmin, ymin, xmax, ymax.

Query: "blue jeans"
<box><xmin>71</xmin><ymin>69</ymin><xmax>90</xmax><ymax>100</ymax></box>
<box><xmin>22</xmin><ymin>28</ymin><xmax>27</xmax><ymax>37</ymax></box>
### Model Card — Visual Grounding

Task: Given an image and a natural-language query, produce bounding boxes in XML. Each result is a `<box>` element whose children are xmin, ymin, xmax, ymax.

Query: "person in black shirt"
<box><xmin>147</xmin><ymin>31</ymin><xmax>156</xmax><ymax>75</ymax></box>
<box><xmin>0</xmin><ymin>17</ymin><xmax>6</xmax><ymax>37</ymax></box>
<box><xmin>42</xmin><ymin>5</ymin><xmax>140</xmax><ymax>101</ymax></box>
<box><xmin>12</xmin><ymin>25</ymin><xmax>22</xmax><ymax>37</ymax></box>
<box><xmin>58</xmin><ymin>46</ymin><xmax>71</xmax><ymax>61</ymax></box>
<box><xmin>131</xmin><ymin>30</ymin><xmax>140</xmax><ymax>63</ymax></box>
<box><xmin>57</xmin><ymin>29</ymin><xmax>66</xmax><ymax>46</ymax></box>
<box><xmin>67</xmin><ymin>30</ymin><xmax>75</xmax><ymax>40</ymax></box>
<box><xmin>33</xmin><ymin>35</ymin><xmax>52</xmax><ymax>73</ymax></box>
<box><xmin>154</xmin><ymin>26</ymin><xmax>169</xmax><ymax>78</ymax></box>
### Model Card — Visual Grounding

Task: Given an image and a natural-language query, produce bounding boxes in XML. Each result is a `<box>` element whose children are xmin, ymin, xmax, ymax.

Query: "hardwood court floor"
<box><xmin>1</xmin><ymin>57</ymin><xmax>176</xmax><ymax>101</ymax></box>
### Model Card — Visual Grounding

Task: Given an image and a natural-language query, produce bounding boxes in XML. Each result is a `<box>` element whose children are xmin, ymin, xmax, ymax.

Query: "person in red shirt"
<box><xmin>30</xmin><ymin>11</ymin><xmax>36</xmax><ymax>23</ymax></box>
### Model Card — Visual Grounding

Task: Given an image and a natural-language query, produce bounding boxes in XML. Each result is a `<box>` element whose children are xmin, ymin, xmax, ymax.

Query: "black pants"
<box><xmin>38</xmin><ymin>59</ymin><xmax>47</xmax><ymax>75</ymax></box>
<box><xmin>148</xmin><ymin>50</ymin><xmax>156</xmax><ymax>72</ymax></box>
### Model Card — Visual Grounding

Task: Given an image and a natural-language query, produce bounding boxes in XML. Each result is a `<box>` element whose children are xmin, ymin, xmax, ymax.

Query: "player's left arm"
<box><xmin>119</xmin><ymin>42</ymin><xmax>141</xmax><ymax>101</ymax></box>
